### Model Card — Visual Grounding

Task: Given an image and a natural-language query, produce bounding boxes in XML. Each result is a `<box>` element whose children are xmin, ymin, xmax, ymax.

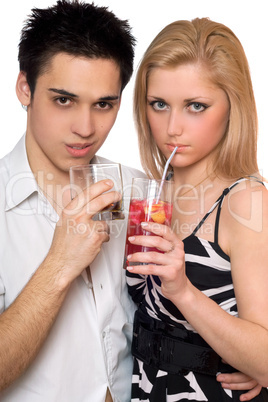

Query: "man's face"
<box><xmin>25</xmin><ymin>53</ymin><xmax>122</xmax><ymax>184</ymax></box>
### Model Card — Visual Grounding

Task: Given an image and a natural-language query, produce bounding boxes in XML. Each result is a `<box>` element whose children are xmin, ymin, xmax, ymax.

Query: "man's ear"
<box><xmin>16</xmin><ymin>71</ymin><xmax>31</xmax><ymax>107</ymax></box>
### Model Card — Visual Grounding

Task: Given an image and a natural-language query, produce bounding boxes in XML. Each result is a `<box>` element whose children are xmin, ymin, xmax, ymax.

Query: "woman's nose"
<box><xmin>167</xmin><ymin>110</ymin><xmax>183</xmax><ymax>137</ymax></box>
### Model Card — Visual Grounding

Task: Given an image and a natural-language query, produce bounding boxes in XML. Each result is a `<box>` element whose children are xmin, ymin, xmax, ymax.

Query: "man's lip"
<box><xmin>67</xmin><ymin>143</ymin><xmax>92</xmax><ymax>149</ymax></box>
<box><xmin>66</xmin><ymin>143</ymin><xmax>93</xmax><ymax>157</ymax></box>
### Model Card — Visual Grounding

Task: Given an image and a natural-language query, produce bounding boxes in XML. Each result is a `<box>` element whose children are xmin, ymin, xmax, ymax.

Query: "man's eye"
<box><xmin>96</xmin><ymin>102</ymin><xmax>112</xmax><ymax>109</ymax></box>
<box><xmin>55</xmin><ymin>97</ymin><xmax>72</xmax><ymax>106</ymax></box>
<box><xmin>58</xmin><ymin>97</ymin><xmax>69</xmax><ymax>104</ymax></box>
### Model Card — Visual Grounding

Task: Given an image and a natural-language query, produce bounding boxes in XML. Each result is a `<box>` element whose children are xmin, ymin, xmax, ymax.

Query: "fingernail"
<box><xmin>127</xmin><ymin>254</ymin><xmax>132</xmax><ymax>260</ymax></box>
<box><xmin>105</xmin><ymin>180</ymin><xmax>113</xmax><ymax>186</ymax></box>
<box><xmin>141</xmin><ymin>222</ymin><xmax>148</xmax><ymax>227</ymax></box>
<box><xmin>128</xmin><ymin>237</ymin><xmax>135</xmax><ymax>242</ymax></box>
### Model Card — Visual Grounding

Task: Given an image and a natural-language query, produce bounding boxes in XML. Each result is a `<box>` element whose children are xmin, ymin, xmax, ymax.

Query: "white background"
<box><xmin>1</xmin><ymin>0</ymin><xmax>267</xmax><ymax>176</ymax></box>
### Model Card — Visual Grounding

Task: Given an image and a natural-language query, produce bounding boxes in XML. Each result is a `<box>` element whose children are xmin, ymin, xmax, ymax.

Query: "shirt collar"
<box><xmin>90</xmin><ymin>155</ymin><xmax>102</xmax><ymax>164</ymax></box>
<box><xmin>5</xmin><ymin>135</ymin><xmax>38</xmax><ymax>211</ymax></box>
<box><xmin>5</xmin><ymin>139</ymin><xmax>110</xmax><ymax>212</ymax></box>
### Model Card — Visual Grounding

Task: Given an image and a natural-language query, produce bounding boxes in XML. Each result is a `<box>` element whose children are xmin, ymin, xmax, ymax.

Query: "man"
<box><xmin>0</xmin><ymin>1</ymin><xmax>144</xmax><ymax>401</ymax></box>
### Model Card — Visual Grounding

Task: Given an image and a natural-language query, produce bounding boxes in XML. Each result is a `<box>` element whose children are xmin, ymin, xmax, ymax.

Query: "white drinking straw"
<box><xmin>156</xmin><ymin>146</ymin><xmax>178</xmax><ymax>203</ymax></box>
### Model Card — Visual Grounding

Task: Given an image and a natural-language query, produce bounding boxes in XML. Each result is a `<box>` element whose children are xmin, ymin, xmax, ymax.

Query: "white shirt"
<box><xmin>0</xmin><ymin>135</ymin><xmax>145</xmax><ymax>402</ymax></box>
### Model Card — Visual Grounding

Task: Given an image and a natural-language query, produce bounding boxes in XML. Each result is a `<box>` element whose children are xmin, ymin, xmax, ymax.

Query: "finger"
<box><xmin>67</xmin><ymin>187</ymin><xmax>121</xmax><ymax>218</ymax></box>
<box><xmin>128</xmin><ymin>234</ymin><xmax>175</xmax><ymax>253</ymax></box>
<box><xmin>126</xmin><ymin>261</ymin><xmax>167</xmax><ymax>276</ymax></box>
<box><xmin>216</xmin><ymin>372</ymin><xmax>256</xmax><ymax>387</ymax></box>
<box><xmin>217</xmin><ymin>376</ymin><xmax>258</xmax><ymax>391</ymax></box>
<box><xmin>85</xmin><ymin>190</ymin><xmax>121</xmax><ymax>217</ymax></box>
<box><xmin>141</xmin><ymin>222</ymin><xmax>182</xmax><ymax>252</ymax></box>
<box><xmin>68</xmin><ymin>179</ymin><xmax>114</xmax><ymax>210</ymax></box>
<box><xmin>140</xmin><ymin>221</ymin><xmax>175</xmax><ymax>240</ymax></box>
<box><xmin>127</xmin><ymin>249</ymin><xmax>183</xmax><ymax>269</ymax></box>
<box><xmin>217</xmin><ymin>372</ymin><xmax>246</xmax><ymax>384</ymax></box>
<box><xmin>220</xmin><ymin>381</ymin><xmax>257</xmax><ymax>390</ymax></box>
<box><xmin>127</xmin><ymin>250</ymin><xmax>163</xmax><ymax>264</ymax></box>
<box><xmin>239</xmin><ymin>385</ymin><xmax>263</xmax><ymax>401</ymax></box>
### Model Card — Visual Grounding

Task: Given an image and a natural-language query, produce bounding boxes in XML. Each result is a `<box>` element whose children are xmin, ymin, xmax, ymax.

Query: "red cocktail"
<box><xmin>124</xmin><ymin>198</ymin><xmax>173</xmax><ymax>268</ymax></box>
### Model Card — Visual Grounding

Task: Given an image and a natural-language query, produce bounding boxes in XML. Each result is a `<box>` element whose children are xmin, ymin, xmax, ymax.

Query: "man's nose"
<box><xmin>72</xmin><ymin>107</ymin><xmax>95</xmax><ymax>137</ymax></box>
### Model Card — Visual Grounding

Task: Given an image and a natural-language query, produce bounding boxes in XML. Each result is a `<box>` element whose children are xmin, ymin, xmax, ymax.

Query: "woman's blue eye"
<box><xmin>156</xmin><ymin>101</ymin><xmax>166</xmax><ymax>109</ymax></box>
<box><xmin>149</xmin><ymin>100</ymin><xmax>168</xmax><ymax>110</ymax></box>
<box><xmin>194</xmin><ymin>103</ymin><xmax>202</xmax><ymax>110</ymax></box>
<box><xmin>188</xmin><ymin>102</ymin><xmax>207</xmax><ymax>112</ymax></box>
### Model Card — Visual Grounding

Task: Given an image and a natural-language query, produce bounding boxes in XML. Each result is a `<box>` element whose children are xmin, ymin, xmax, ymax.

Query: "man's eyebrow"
<box><xmin>48</xmin><ymin>88</ymin><xmax>78</xmax><ymax>97</ymax></box>
<box><xmin>48</xmin><ymin>89</ymin><xmax>120</xmax><ymax>102</ymax></box>
<box><xmin>99</xmin><ymin>95</ymin><xmax>120</xmax><ymax>101</ymax></box>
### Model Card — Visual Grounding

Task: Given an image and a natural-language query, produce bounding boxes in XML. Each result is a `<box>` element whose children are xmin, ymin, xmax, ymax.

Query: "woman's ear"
<box><xmin>16</xmin><ymin>71</ymin><xmax>31</xmax><ymax>107</ymax></box>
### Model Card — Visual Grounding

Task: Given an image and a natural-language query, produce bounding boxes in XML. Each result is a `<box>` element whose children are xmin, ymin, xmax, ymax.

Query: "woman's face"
<box><xmin>146</xmin><ymin>63</ymin><xmax>230</xmax><ymax>172</ymax></box>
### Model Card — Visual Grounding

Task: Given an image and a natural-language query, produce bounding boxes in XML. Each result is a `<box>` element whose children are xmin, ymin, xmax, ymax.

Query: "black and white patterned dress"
<box><xmin>126</xmin><ymin>178</ymin><xmax>268</xmax><ymax>401</ymax></box>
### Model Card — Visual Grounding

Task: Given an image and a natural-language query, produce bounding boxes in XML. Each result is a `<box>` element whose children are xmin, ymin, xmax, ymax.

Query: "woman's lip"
<box><xmin>66</xmin><ymin>144</ymin><xmax>93</xmax><ymax>157</ymax></box>
<box><xmin>167</xmin><ymin>144</ymin><xmax>188</xmax><ymax>152</ymax></box>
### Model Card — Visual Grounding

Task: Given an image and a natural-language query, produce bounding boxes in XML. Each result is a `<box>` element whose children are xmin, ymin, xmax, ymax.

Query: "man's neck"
<box><xmin>37</xmin><ymin>171</ymin><xmax>72</xmax><ymax>210</ymax></box>
<box><xmin>26</xmin><ymin>134</ymin><xmax>72</xmax><ymax>208</ymax></box>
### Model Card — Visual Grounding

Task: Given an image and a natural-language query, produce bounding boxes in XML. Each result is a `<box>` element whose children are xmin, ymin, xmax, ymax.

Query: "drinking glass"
<box><xmin>69</xmin><ymin>163</ymin><xmax>124</xmax><ymax>220</ymax></box>
<box><xmin>124</xmin><ymin>177</ymin><xmax>173</xmax><ymax>268</ymax></box>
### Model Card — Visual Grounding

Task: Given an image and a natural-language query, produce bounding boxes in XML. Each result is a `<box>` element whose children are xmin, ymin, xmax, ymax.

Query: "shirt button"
<box><xmin>102</xmin><ymin>331</ymin><xmax>106</xmax><ymax>338</ymax></box>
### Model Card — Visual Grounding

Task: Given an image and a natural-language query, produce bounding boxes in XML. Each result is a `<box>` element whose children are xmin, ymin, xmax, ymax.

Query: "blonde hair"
<box><xmin>134</xmin><ymin>18</ymin><xmax>258</xmax><ymax>180</ymax></box>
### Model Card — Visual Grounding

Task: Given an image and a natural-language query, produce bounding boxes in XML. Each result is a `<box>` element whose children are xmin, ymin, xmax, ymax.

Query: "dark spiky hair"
<box><xmin>18</xmin><ymin>0</ymin><xmax>136</xmax><ymax>94</ymax></box>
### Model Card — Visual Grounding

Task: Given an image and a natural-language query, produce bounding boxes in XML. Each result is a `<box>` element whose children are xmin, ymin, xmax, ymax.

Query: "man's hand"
<box><xmin>0</xmin><ymin>179</ymin><xmax>121</xmax><ymax>390</ymax></box>
<box><xmin>47</xmin><ymin>179</ymin><xmax>121</xmax><ymax>286</ymax></box>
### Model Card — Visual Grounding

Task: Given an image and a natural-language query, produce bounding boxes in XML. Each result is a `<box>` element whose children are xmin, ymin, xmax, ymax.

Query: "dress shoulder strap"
<box><xmin>192</xmin><ymin>176</ymin><xmax>264</xmax><ymax>242</ymax></box>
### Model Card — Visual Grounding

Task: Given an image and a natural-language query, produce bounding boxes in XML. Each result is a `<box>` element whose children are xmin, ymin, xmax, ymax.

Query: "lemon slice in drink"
<box><xmin>150</xmin><ymin>202</ymin><xmax>166</xmax><ymax>223</ymax></box>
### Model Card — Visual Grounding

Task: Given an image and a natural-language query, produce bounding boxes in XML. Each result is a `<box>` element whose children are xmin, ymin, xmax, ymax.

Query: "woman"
<box><xmin>126</xmin><ymin>18</ymin><xmax>268</xmax><ymax>401</ymax></box>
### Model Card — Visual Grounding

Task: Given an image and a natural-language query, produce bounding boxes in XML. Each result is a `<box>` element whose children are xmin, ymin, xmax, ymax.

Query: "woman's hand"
<box><xmin>126</xmin><ymin>221</ymin><xmax>189</xmax><ymax>300</ymax></box>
